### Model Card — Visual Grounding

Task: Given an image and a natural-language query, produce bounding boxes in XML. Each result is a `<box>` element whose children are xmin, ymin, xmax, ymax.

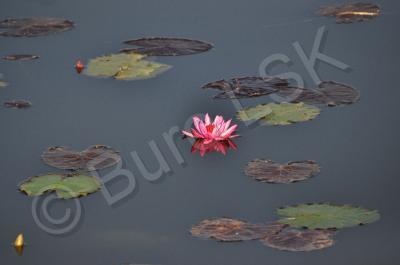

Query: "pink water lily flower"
<box><xmin>182</xmin><ymin>114</ymin><xmax>238</xmax><ymax>143</ymax></box>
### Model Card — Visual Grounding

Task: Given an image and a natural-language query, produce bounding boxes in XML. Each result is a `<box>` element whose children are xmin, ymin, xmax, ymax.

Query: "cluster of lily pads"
<box><xmin>81</xmin><ymin>37</ymin><xmax>213</xmax><ymax>80</ymax></box>
<box><xmin>191</xmin><ymin>203</ymin><xmax>380</xmax><ymax>252</ymax></box>
<box><xmin>19</xmin><ymin>145</ymin><xmax>121</xmax><ymax>199</ymax></box>
<box><xmin>203</xmin><ymin>77</ymin><xmax>360</xmax><ymax>126</ymax></box>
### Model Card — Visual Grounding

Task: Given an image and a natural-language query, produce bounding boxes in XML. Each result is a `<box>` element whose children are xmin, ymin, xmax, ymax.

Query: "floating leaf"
<box><xmin>42</xmin><ymin>145</ymin><xmax>121</xmax><ymax>171</ymax></box>
<box><xmin>202</xmin><ymin>76</ymin><xmax>289</xmax><ymax>99</ymax></box>
<box><xmin>2</xmin><ymin>54</ymin><xmax>39</xmax><ymax>61</ymax></box>
<box><xmin>261</xmin><ymin>224</ymin><xmax>336</xmax><ymax>252</ymax></box>
<box><xmin>121</xmin><ymin>37</ymin><xmax>213</xmax><ymax>56</ymax></box>
<box><xmin>238</xmin><ymin>102</ymin><xmax>320</xmax><ymax>126</ymax></box>
<box><xmin>245</xmin><ymin>160</ymin><xmax>320</xmax><ymax>184</ymax></box>
<box><xmin>317</xmin><ymin>2</ymin><xmax>380</xmax><ymax>23</ymax></box>
<box><xmin>277</xmin><ymin>203</ymin><xmax>380</xmax><ymax>229</ymax></box>
<box><xmin>191</xmin><ymin>218</ymin><xmax>282</xmax><ymax>242</ymax></box>
<box><xmin>278</xmin><ymin>81</ymin><xmax>360</xmax><ymax>107</ymax></box>
<box><xmin>237</xmin><ymin>104</ymin><xmax>273</xmax><ymax>122</ymax></box>
<box><xmin>0</xmin><ymin>17</ymin><xmax>74</xmax><ymax>37</ymax></box>
<box><xmin>19</xmin><ymin>173</ymin><xmax>101</xmax><ymax>199</ymax></box>
<box><xmin>4</xmin><ymin>100</ymin><xmax>32</xmax><ymax>109</ymax></box>
<box><xmin>85</xmin><ymin>53</ymin><xmax>171</xmax><ymax>80</ymax></box>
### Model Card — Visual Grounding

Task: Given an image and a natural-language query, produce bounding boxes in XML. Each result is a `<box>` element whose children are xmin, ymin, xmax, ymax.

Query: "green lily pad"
<box><xmin>85</xmin><ymin>53</ymin><xmax>171</xmax><ymax>80</ymax></box>
<box><xmin>237</xmin><ymin>102</ymin><xmax>320</xmax><ymax>126</ymax></box>
<box><xmin>237</xmin><ymin>104</ymin><xmax>272</xmax><ymax>121</ymax></box>
<box><xmin>277</xmin><ymin>203</ymin><xmax>380</xmax><ymax>229</ymax></box>
<box><xmin>19</xmin><ymin>173</ymin><xmax>101</xmax><ymax>199</ymax></box>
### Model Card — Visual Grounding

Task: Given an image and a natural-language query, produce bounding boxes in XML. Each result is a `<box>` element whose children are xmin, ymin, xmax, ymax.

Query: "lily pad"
<box><xmin>238</xmin><ymin>102</ymin><xmax>320</xmax><ymax>126</ymax></box>
<box><xmin>278</xmin><ymin>81</ymin><xmax>360</xmax><ymax>107</ymax></box>
<box><xmin>42</xmin><ymin>145</ymin><xmax>121</xmax><ymax>171</ymax></box>
<box><xmin>121</xmin><ymin>37</ymin><xmax>213</xmax><ymax>56</ymax></box>
<box><xmin>202</xmin><ymin>76</ymin><xmax>289</xmax><ymax>99</ymax></box>
<box><xmin>317</xmin><ymin>2</ymin><xmax>380</xmax><ymax>23</ymax></box>
<box><xmin>2</xmin><ymin>54</ymin><xmax>39</xmax><ymax>61</ymax></box>
<box><xmin>4</xmin><ymin>100</ymin><xmax>31</xmax><ymax>109</ymax></box>
<box><xmin>19</xmin><ymin>173</ymin><xmax>101</xmax><ymax>199</ymax></box>
<box><xmin>191</xmin><ymin>218</ymin><xmax>282</xmax><ymax>242</ymax></box>
<box><xmin>277</xmin><ymin>203</ymin><xmax>380</xmax><ymax>229</ymax></box>
<box><xmin>245</xmin><ymin>160</ymin><xmax>320</xmax><ymax>184</ymax></box>
<box><xmin>85</xmin><ymin>53</ymin><xmax>171</xmax><ymax>80</ymax></box>
<box><xmin>237</xmin><ymin>104</ymin><xmax>273</xmax><ymax>122</ymax></box>
<box><xmin>261</xmin><ymin>224</ymin><xmax>336</xmax><ymax>252</ymax></box>
<box><xmin>0</xmin><ymin>17</ymin><xmax>74</xmax><ymax>37</ymax></box>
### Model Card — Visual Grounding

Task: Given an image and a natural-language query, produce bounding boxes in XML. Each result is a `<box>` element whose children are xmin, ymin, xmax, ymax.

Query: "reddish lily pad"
<box><xmin>0</xmin><ymin>17</ymin><xmax>74</xmax><ymax>37</ymax></box>
<box><xmin>2</xmin><ymin>54</ymin><xmax>39</xmax><ymax>61</ymax></box>
<box><xmin>317</xmin><ymin>2</ymin><xmax>380</xmax><ymax>23</ymax></box>
<box><xmin>278</xmin><ymin>81</ymin><xmax>360</xmax><ymax>107</ymax></box>
<box><xmin>191</xmin><ymin>218</ymin><xmax>282</xmax><ymax>242</ymax></box>
<box><xmin>42</xmin><ymin>145</ymin><xmax>121</xmax><ymax>171</ymax></box>
<box><xmin>261</xmin><ymin>224</ymin><xmax>336</xmax><ymax>252</ymax></box>
<box><xmin>4</xmin><ymin>100</ymin><xmax>32</xmax><ymax>109</ymax></box>
<box><xmin>121</xmin><ymin>37</ymin><xmax>213</xmax><ymax>56</ymax></box>
<box><xmin>202</xmin><ymin>76</ymin><xmax>289</xmax><ymax>99</ymax></box>
<box><xmin>245</xmin><ymin>160</ymin><xmax>320</xmax><ymax>184</ymax></box>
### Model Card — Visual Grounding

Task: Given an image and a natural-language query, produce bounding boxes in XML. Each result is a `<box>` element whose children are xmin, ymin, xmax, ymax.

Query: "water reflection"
<box><xmin>191</xmin><ymin>139</ymin><xmax>237</xmax><ymax>157</ymax></box>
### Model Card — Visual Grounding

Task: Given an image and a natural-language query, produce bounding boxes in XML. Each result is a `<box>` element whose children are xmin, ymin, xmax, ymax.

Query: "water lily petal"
<box><xmin>182</xmin><ymin>130</ymin><xmax>194</xmax><ymax>138</ymax></box>
<box><xmin>205</xmin><ymin>113</ymin><xmax>211</xmax><ymax>125</ymax></box>
<box><xmin>220</xmin><ymin>124</ymin><xmax>238</xmax><ymax>138</ymax></box>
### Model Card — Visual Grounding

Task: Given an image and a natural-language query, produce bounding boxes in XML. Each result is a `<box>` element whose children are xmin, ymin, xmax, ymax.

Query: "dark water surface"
<box><xmin>1</xmin><ymin>0</ymin><xmax>399</xmax><ymax>264</ymax></box>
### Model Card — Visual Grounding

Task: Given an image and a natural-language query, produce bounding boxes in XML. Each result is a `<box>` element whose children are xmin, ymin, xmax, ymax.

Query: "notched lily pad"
<box><xmin>277</xmin><ymin>203</ymin><xmax>380</xmax><ymax>229</ymax></box>
<box><xmin>202</xmin><ymin>76</ymin><xmax>289</xmax><ymax>99</ymax></box>
<box><xmin>85</xmin><ymin>53</ymin><xmax>171</xmax><ymax>80</ymax></box>
<box><xmin>279</xmin><ymin>81</ymin><xmax>360</xmax><ymax>106</ymax></box>
<box><xmin>42</xmin><ymin>145</ymin><xmax>121</xmax><ymax>171</ymax></box>
<box><xmin>4</xmin><ymin>100</ymin><xmax>32</xmax><ymax>109</ymax></box>
<box><xmin>121</xmin><ymin>37</ymin><xmax>213</xmax><ymax>56</ymax></box>
<box><xmin>245</xmin><ymin>159</ymin><xmax>320</xmax><ymax>184</ymax></box>
<box><xmin>261</xmin><ymin>225</ymin><xmax>336</xmax><ymax>252</ymax></box>
<box><xmin>317</xmin><ymin>2</ymin><xmax>380</xmax><ymax>23</ymax></box>
<box><xmin>191</xmin><ymin>218</ymin><xmax>282</xmax><ymax>242</ymax></box>
<box><xmin>238</xmin><ymin>102</ymin><xmax>320</xmax><ymax>126</ymax></box>
<box><xmin>2</xmin><ymin>54</ymin><xmax>39</xmax><ymax>61</ymax></box>
<box><xmin>0</xmin><ymin>17</ymin><xmax>74</xmax><ymax>37</ymax></box>
<box><xmin>19</xmin><ymin>173</ymin><xmax>101</xmax><ymax>199</ymax></box>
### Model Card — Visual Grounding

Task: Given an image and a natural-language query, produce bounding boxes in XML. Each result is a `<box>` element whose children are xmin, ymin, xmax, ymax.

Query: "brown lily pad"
<box><xmin>278</xmin><ymin>81</ymin><xmax>360</xmax><ymax>107</ymax></box>
<box><xmin>2</xmin><ymin>54</ymin><xmax>39</xmax><ymax>61</ymax></box>
<box><xmin>317</xmin><ymin>2</ymin><xmax>380</xmax><ymax>23</ymax></box>
<box><xmin>261</xmin><ymin>225</ymin><xmax>336</xmax><ymax>252</ymax></box>
<box><xmin>121</xmin><ymin>37</ymin><xmax>213</xmax><ymax>56</ymax></box>
<box><xmin>245</xmin><ymin>159</ymin><xmax>320</xmax><ymax>184</ymax></box>
<box><xmin>42</xmin><ymin>145</ymin><xmax>121</xmax><ymax>171</ymax></box>
<box><xmin>202</xmin><ymin>76</ymin><xmax>290</xmax><ymax>99</ymax></box>
<box><xmin>0</xmin><ymin>17</ymin><xmax>74</xmax><ymax>37</ymax></box>
<box><xmin>191</xmin><ymin>218</ymin><xmax>283</xmax><ymax>242</ymax></box>
<box><xmin>4</xmin><ymin>100</ymin><xmax>32</xmax><ymax>109</ymax></box>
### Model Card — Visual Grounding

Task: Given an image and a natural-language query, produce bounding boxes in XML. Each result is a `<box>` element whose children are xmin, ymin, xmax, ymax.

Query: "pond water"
<box><xmin>1</xmin><ymin>0</ymin><xmax>399</xmax><ymax>264</ymax></box>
